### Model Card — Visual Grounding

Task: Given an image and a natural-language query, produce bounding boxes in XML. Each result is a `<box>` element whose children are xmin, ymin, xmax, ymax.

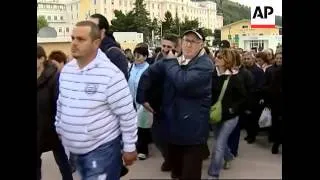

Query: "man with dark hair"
<box><xmin>89</xmin><ymin>14</ymin><xmax>129</xmax><ymax>80</ymax></box>
<box><xmin>135</xmin><ymin>33</ymin><xmax>180</xmax><ymax>172</ymax></box>
<box><xmin>154</xmin><ymin>33</ymin><xmax>180</xmax><ymax>61</ymax></box>
<box><xmin>242</xmin><ymin>52</ymin><xmax>265</xmax><ymax>144</ymax></box>
<box><xmin>56</xmin><ymin>21</ymin><xmax>138</xmax><ymax>180</ymax></box>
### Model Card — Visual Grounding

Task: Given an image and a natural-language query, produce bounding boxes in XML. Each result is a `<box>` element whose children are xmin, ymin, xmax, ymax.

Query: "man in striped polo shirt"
<box><xmin>55</xmin><ymin>21</ymin><xmax>138</xmax><ymax>180</ymax></box>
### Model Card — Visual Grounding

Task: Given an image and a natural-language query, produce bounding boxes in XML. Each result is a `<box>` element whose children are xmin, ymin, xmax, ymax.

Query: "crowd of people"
<box><xmin>37</xmin><ymin>13</ymin><xmax>282</xmax><ymax>180</ymax></box>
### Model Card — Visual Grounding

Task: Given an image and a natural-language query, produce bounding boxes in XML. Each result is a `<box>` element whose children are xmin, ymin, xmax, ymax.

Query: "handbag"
<box><xmin>209</xmin><ymin>76</ymin><xmax>230</xmax><ymax>124</ymax></box>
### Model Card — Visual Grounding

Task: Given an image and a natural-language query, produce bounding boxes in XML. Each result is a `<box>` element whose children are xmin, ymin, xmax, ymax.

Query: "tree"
<box><xmin>212</xmin><ymin>29</ymin><xmax>221</xmax><ymax>47</ymax></box>
<box><xmin>202</xmin><ymin>28</ymin><xmax>213</xmax><ymax>37</ymax></box>
<box><xmin>172</xmin><ymin>10</ymin><xmax>181</xmax><ymax>35</ymax></box>
<box><xmin>37</xmin><ymin>16</ymin><xmax>48</xmax><ymax>33</ymax></box>
<box><xmin>132</xmin><ymin>0</ymin><xmax>152</xmax><ymax>42</ymax></box>
<box><xmin>150</xmin><ymin>18</ymin><xmax>160</xmax><ymax>35</ymax></box>
<box><xmin>180</xmin><ymin>17</ymin><xmax>199</xmax><ymax>33</ymax></box>
<box><xmin>162</xmin><ymin>11</ymin><xmax>174</xmax><ymax>36</ymax></box>
<box><xmin>110</xmin><ymin>10</ymin><xmax>136</xmax><ymax>32</ymax></box>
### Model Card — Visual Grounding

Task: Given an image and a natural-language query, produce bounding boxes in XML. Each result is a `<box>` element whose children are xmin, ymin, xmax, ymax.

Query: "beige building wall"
<box><xmin>78</xmin><ymin>0</ymin><xmax>223</xmax><ymax>31</ymax></box>
<box><xmin>38</xmin><ymin>38</ymin><xmax>72</xmax><ymax>58</ymax></box>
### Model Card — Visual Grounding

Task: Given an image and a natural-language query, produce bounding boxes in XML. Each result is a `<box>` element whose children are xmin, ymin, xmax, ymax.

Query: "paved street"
<box><xmin>41</xmin><ymin>133</ymin><xmax>282</xmax><ymax>179</ymax></box>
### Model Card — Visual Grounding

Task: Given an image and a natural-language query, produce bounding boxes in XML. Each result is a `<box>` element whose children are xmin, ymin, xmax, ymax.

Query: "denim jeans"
<box><xmin>208</xmin><ymin>116</ymin><xmax>239</xmax><ymax>177</ymax></box>
<box><xmin>72</xmin><ymin>136</ymin><xmax>122</xmax><ymax>180</ymax></box>
<box><xmin>228</xmin><ymin>119</ymin><xmax>241</xmax><ymax>157</ymax></box>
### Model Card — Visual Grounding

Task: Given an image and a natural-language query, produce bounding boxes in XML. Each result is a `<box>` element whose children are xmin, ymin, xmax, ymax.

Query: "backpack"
<box><xmin>209</xmin><ymin>76</ymin><xmax>230</xmax><ymax>124</ymax></box>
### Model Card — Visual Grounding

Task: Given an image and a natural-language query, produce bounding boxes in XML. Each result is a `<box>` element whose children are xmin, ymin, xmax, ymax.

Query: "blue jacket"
<box><xmin>137</xmin><ymin>51</ymin><xmax>213</xmax><ymax>145</ymax></box>
<box><xmin>100</xmin><ymin>34</ymin><xmax>129</xmax><ymax>80</ymax></box>
<box><xmin>128</xmin><ymin>62</ymin><xmax>149</xmax><ymax>110</ymax></box>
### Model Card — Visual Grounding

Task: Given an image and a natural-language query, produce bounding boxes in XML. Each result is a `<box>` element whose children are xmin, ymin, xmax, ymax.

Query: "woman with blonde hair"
<box><xmin>208</xmin><ymin>48</ymin><xmax>246</xmax><ymax>179</ymax></box>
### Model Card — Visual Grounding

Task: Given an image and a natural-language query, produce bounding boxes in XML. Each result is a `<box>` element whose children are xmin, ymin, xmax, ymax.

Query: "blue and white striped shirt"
<box><xmin>55</xmin><ymin>49</ymin><xmax>138</xmax><ymax>154</ymax></box>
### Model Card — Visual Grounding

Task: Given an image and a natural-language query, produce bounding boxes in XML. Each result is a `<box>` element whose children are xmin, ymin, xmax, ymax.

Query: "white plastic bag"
<box><xmin>258</xmin><ymin>107</ymin><xmax>272</xmax><ymax>128</ymax></box>
<box><xmin>137</xmin><ymin>106</ymin><xmax>153</xmax><ymax>128</ymax></box>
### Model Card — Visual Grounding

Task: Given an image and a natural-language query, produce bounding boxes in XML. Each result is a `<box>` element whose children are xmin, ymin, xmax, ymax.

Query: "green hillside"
<box><xmin>192</xmin><ymin>0</ymin><xmax>282</xmax><ymax>26</ymax></box>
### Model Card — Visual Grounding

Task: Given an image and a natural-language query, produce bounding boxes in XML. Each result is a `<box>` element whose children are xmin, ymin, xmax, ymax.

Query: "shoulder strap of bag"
<box><xmin>218</xmin><ymin>76</ymin><xmax>231</xmax><ymax>101</ymax></box>
<box><xmin>128</xmin><ymin>63</ymin><xmax>134</xmax><ymax>79</ymax></box>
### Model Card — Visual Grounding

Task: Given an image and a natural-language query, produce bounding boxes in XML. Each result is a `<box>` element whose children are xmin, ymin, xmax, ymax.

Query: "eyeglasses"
<box><xmin>162</xmin><ymin>44</ymin><xmax>173</xmax><ymax>49</ymax></box>
<box><xmin>182</xmin><ymin>38</ymin><xmax>202</xmax><ymax>45</ymax></box>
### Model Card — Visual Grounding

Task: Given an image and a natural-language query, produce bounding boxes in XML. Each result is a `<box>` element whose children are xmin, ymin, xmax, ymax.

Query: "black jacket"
<box><xmin>37</xmin><ymin>63</ymin><xmax>60</xmax><ymax>153</ymax></box>
<box><xmin>265</xmin><ymin>66</ymin><xmax>282</xmax><ymax>113</ymax></box>
<box><xmin>246</xmin><ymin>64</ymin><xmax>265</xmax><ymax>101</ymax></box>
<box><xmin>211</xmin><ymin>69</ymin><xmax>247</xmax><ymax>122</ymax></box>
<box><xmin>237</xmin><ymin>66</ymin><xmax>254</xmax><ymax>111</ymax></box>
<box><xmin>100</xmin><ymin>34</ymin><xmax>129</xmax><ymax>80</ymax></box>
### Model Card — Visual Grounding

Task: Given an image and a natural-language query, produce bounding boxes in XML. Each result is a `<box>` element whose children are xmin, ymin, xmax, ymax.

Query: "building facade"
<box><xmin>37</xmin><ymin>0</ymin><xmax>73</xmax><ymax>37</ymax></box>
<box><xmin>221</xmin><ymin>19</ymin><xmax>282</xmax><ymax>51</ymax></box>
<box><xmin>66</xmin><ymin>0</ymin><xmax>80</xmax><ymax>25</ymax></box>
<box><xmin>78</xmin><ymin>0</ymin><xmax>223</xmax><ymax>31</ymax></box>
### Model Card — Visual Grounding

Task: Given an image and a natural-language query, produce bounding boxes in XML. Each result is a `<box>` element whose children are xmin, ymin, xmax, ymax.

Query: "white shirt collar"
<box><xmin>216</xmin><ymin>67</ymin><xmax>238</xmax><ymax>76</ymax></box>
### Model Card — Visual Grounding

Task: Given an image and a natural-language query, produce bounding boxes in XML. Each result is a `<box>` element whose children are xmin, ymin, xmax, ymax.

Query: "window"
<box><xmin>120</xmin><ymin>0</ymin><xmax>122</xmax><ymax>6</ymax></box>
<box><xmin>71</xmin><ymin>5</ymin><xmax>73</xmax><ymax>11</ymax></box>
<box><xmin>66</xmin><ymin>27</ymin><xmax>69</xmax><ymax>32</ymax></box>
<box><xmin>242</xmin><ymin>34</ymin><xmax>246</xmax><ymax>36</ymax></box>
<box><xmin>111</xmin><ymin>0</ymin><xmax>114</xmax><ymax>5</ymax></box>
<box><xmin>104</xmin><ymin>8</ymin><xmax>107</xmax><ymax>14</ymax></box>
<box><xmin>95</xmin><ymin>9</ymin><xmax>97</xmax><ymax>13</ymax></box>
<box><xmin>72</xmin><ymin>14</ymin><xmax>73</xmax><ymax>19</ymax></box>
<box><xmin>169</xmin><ymin>4</ymin><xmax>171</xmax><ymax>9</ymax></box>
<box><xmin>54</xmin><ymin>16</ymin><xmax>57</xmax><ymax>20</ymax></box>
<box><xmin>59</xmin><ymin>28</ymin><xmax>62</xmax><ymax>32</ymax></box>
<box><xmin>47</xmin><ymin>16</ymin><xmax>51</xmax><ymax>20</ymax></box>
<box><xmin>93</xmin><ymin>0</ymin><xmax>96</xmax><ymax>5</ymax></box>
<box><xmin>182</xmin><ymin>6</ymin><xmax>184</xmax><ymax>11</ymax></box>
<box><xmin>158</xmin><ymin>4</ymin><xmax>160</xmax><ymax>8</ymax></box>
<box><xmin>60</xmin><ymin>16</ymin><xmax>63</xmax><ymax>20</ymax></box>
<box><xmin>259</xmin><ymin>33</ymin><xmax>263</xmax><ymax>36</ymax></box>
<box><xmin>104</xmin><ymin>0</ymin><xmax>106</xmax><ymax>4</ymax></box>
<box><xmin>76</xmin><ymin>4</ymin><xmax>78</xmax><ymax>10</ymax></box>
<box><xmin>242</xmin><ymin>25</ymin><xmax>248</xmax><ymax>28</ymax></box>
<box><xmin>152</xmin><ymin>3</ymin><xmax>154</xmax><ymax>9</ymax></box>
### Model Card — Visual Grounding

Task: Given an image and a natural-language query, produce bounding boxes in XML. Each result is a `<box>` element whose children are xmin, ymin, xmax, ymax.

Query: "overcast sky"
<box><xmin>229</xmin><ymin>0</ymin><xmax>282</xmax><ymax>16</ymax></box>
